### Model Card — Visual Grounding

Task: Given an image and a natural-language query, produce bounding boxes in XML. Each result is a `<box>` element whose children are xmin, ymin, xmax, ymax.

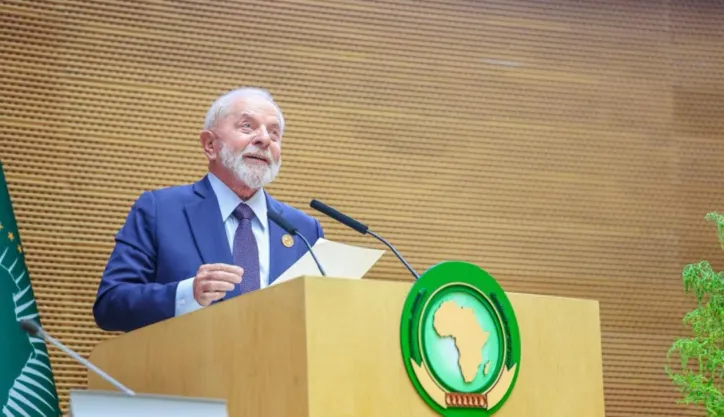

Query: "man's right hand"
<box><xmin>193</xmin><ymin>264</ymin><xmax>243</xmax><ymax>306</ymax></box>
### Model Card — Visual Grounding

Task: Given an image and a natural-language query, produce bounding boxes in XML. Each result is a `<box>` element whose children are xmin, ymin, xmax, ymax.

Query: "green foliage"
<box><xmin>667</xmin><ymin>212</ymin><xmax>724</xmax><ymax>416</ymax></box>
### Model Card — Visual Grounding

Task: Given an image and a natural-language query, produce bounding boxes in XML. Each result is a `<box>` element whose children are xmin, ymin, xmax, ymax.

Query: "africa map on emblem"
<box><xmin>430</xmin><ymin>298</ymin><xmax>495</xmax><ymax>389</ymax></box>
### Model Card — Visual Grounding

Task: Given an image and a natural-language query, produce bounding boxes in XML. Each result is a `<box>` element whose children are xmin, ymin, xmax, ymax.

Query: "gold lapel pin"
<box><xmin>282</xmin><ymin>234</ymin><xmax>294</xmax><ymax>248</ymax></box>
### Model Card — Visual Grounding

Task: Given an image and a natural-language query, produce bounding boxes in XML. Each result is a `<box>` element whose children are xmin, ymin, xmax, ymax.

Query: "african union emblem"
<box><xmin>400</xmin><ymin>261</ymin><xmax>521</xmax><ymax>416</ymax></box>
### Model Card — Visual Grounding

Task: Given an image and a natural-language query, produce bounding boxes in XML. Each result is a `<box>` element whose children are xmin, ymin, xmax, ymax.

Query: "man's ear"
<box><xmin>200</xmin><ymin>130</ymin><xmax>216</xmax><ymax>160</ymax></box>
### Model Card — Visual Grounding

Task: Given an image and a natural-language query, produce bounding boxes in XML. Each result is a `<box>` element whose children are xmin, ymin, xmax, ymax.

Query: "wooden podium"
<box><xmin>88</xmin><ymin>276</ymin><xmax>606</xmax><ymax>416</ymax></box>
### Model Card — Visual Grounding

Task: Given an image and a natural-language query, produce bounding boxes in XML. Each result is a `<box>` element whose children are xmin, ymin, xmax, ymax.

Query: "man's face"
<box><xmin>210</xmin><ymin>95</ymin><xmax>282</xmax><ymax>189</ymax></box>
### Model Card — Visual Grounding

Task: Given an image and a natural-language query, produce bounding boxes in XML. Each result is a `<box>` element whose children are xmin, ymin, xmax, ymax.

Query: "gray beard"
<box><xmin>218</xmin><ymin>142</ymin><xmax>281</xmax><ymax>189</ymax></box>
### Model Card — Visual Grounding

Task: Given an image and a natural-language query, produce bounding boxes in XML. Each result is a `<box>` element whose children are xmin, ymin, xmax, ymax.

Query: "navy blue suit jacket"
<box><xmin>93</xmin><ymin>175</ymin><xmax>323</xmax><ymax>332</ymax></box>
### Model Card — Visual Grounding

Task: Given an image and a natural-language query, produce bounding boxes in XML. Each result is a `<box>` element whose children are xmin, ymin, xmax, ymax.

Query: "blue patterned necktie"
<box><xmin>232</xmin><ymin>203</ymin><xmax>260</xmax><ymax>295</ymax></box>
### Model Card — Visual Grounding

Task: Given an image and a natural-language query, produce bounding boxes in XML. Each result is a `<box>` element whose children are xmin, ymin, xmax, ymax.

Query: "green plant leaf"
<box><xmin>667</xmin><ymin>212</ymin><xmax>724</xmax><ymax>416</ymax></box>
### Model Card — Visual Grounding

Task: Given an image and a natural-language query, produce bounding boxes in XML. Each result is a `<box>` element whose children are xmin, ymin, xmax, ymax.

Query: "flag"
<box><xmin>0</xmin><ymin>161</ymin><xmax>61</xmax><ymax>416</ymax></box>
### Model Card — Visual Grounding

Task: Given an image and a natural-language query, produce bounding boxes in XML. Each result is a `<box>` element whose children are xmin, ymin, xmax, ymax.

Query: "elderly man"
<box><xmin>93</xmin><ymin>87</ymin><xmax>324</xmax><ymax>332</ymax></box>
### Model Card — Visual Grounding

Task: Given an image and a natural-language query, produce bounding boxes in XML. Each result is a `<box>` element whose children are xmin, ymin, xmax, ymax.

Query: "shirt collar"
<box><xmin>207</xmin><ymin>172</ymin><xmax>267</xmax><ymax>229</ymax></box>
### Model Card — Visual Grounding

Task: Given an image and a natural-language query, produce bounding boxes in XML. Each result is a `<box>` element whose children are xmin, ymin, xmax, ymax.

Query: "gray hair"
<box><xmin>203</xmin><ymin>87</ymin><xmax>285</xmax><ymax>134</ymax></box>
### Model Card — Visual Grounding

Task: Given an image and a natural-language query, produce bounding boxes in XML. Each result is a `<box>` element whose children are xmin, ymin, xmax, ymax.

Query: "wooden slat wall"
<box><xmin>1</xmin><ymin>0</ymin><xmax>723</xmax><ymax>415</ymax></box>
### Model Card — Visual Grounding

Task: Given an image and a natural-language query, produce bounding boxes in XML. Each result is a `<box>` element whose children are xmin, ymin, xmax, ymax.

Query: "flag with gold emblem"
<box><xmin>0</xmin><ymin>161</ymin><xmax>61</xmax><ymax>416</ymax></box>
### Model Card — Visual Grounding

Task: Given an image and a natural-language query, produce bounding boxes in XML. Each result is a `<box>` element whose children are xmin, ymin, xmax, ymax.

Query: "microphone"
<box><xmin>309</xmin><ymin>199</ymin><xmax>420</xmax><ymax>280</ymax></box>
<box><xmin>267</xmin><ymin>209</ymin><xmax>326</xmax><ymax>276</ymax></box>
<box><xmin>20</xmin><ymin>319</ymin><xmax>136</xmax><ymax>396</ymax></box>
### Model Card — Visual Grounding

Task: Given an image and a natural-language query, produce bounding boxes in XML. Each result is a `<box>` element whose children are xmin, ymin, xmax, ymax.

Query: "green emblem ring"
<box><xmin>400</xmin><ymin>261</ymin><xmax>521</xmax><ymax>416</ymax></box>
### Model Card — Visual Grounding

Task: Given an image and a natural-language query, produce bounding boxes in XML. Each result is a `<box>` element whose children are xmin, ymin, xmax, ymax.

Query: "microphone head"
<box><xmin>310</xmin><ymin>199</ymin><xmax>368</xmax><ymax>235</ymax></box>
<box><xmin>267</xmin><ymin>209</ymin><xmax>298</xmax><ymax>235</ymax></box>
<box><xmin>20</xmin><ymin>319</ymin><xmax>40</xmax><ymax>336</ymax></box>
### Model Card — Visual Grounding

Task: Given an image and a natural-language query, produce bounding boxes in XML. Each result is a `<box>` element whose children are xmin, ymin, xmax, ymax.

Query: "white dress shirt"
<box><xmin>174</xmin><ymin>172</ymin><xmax>270</xmax><ymax>316</ymax></box>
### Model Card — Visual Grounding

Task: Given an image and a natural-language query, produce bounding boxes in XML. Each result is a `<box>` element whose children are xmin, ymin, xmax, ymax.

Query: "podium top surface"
<box><xmin>69</xmin><ymin>390</ymin><xmax>228</xmax><ymax>417</ymax></box>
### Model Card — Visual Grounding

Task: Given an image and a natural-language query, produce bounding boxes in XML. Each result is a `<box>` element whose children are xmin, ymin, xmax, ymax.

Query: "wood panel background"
<box><xmin>1</xmin><ymin>0</ymin><xmax>723</xmax><ymax>415</ymax></box>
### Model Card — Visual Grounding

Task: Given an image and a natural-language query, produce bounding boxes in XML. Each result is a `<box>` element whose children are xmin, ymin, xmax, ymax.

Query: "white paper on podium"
<box><xmin>272</xmin><ymin>238</ymin><xmax>385</xmax><ymax>286</ymax></box>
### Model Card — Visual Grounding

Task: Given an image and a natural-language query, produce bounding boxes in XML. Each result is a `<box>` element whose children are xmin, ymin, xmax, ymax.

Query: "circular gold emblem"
<box><xmin>282</xmin><ymin>234</ymin><xmax>294</xmax><ymax>248</ymax></box>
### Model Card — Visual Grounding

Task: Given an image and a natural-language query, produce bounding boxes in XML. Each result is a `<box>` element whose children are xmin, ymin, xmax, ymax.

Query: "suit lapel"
<box><xmin>266</xmin><ymin>195</ymin><xmax>297</xmax><ymax>285</ymax></box>
<box><xmin>184</xmin><ymin>176</ymin><xmax>233</xmax><ymax>267</ymax></box>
